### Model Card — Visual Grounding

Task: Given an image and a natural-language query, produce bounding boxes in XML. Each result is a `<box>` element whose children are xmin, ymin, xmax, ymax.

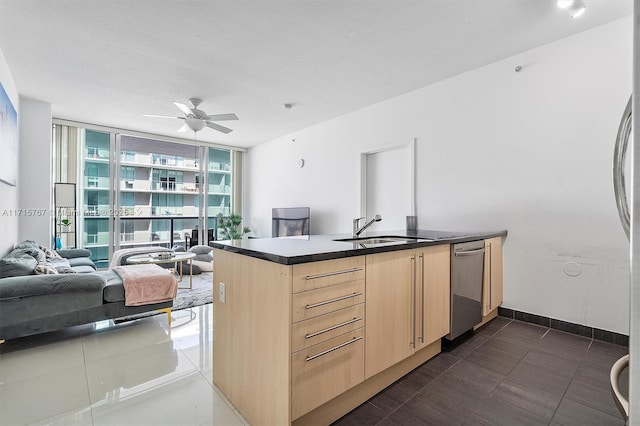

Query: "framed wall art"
<box><xmin>0</xmin><ymin>82</ymin><xmax>17</xmax><ymax>186</ymax></box>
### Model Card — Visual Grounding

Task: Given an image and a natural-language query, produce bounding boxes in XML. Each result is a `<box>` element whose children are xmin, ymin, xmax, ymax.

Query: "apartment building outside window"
<box><xmin>121</xmin><ymin>166</ymin><xmax>135</xmax><ymax>189</ymax></box>
<box><xmin>53</xmin><ymin>123</ymin><xmax>243</xmax><ymax>268</ymax></box>
<box><xmin>152</xmin><ymin>169</ymin><xmax>183</xmax><ymax>191</ymax></box>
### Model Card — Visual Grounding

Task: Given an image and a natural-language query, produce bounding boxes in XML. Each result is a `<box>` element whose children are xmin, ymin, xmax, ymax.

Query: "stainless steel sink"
<box><xmin>334</xmin><ymin>236</ymin><xmax>431</xmax><ymax>245</ymax></box>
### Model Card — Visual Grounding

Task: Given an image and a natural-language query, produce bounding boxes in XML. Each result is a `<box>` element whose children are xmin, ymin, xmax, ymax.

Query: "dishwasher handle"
<box><xmin>454</xmin><ymin>248</ymin><xmax>485</xmax><ymax>256</ymax></box>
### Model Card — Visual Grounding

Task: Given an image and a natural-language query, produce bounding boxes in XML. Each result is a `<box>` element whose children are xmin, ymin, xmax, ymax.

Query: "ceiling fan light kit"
<box><xmin>144</xmin><ymin>98</ymin><xmax>238</xmax><ymax>134</ymax></box>
<box><xmin>184</xmin><ymin>116</ymin><xmax>206</xmax><ymax>132</ymax></box>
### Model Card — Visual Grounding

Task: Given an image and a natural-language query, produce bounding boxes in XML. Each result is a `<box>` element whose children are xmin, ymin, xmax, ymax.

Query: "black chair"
<box><xmin>272</xmin><ymin>207</ymin><xmax>310</xmax><ymax>237</ymax></box>
<box><xmin>185</xmin><ymin>229</ymin><xmax>215</xmax><ymax>248</ymax></box>
<box><xmin>272</xmin><ymin>218</ymin><xmax>309</xmax><ymax>237</ymax></box>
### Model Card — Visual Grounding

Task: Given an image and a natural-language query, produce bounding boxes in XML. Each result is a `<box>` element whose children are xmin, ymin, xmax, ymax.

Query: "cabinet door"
<box><xmin>482</xmin><ymin>237</ymin><xmax>503</xmax><ymax>316</ymax></box>
<box><xmin>415</xmin><ymin>244</ymin><xmax>451</xmax><ymax>350</ymax></box>
<box><xmin>365</xmin><ymin>249</ymin><xmax>415</xmax><ymax>379</ymax></box>
<box><xmin>291</xmin><ymin>328</ymin><xmax>365</xmax><ymax>420</ymax></box>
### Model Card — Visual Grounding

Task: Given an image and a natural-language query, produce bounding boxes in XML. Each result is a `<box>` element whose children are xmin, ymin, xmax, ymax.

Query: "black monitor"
<box><xmin>272</xmin><ymin>207</ymin><xmax>310</xmax><ymax>237</ymax></box>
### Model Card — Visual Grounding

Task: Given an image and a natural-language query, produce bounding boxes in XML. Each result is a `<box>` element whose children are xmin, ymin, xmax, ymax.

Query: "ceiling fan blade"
<box><xmin>143</xmin><ymin>114</ymin><xmax>184</xmax><ymax>119</ymax></box>
<box><xmin>205</xmin><ymin>113</ymin><xmax>238</xmax><ymax>121</ymax></box>
<box><xmin>174</xmin><ymin>102</ymin><xmax>193</xmax><ymax>116</ymax></box>
<box><xmin>177</xmin><ymin>123</ymin><xmax>191</xmax><ymax>132</ymax></box>
<box><xmin>206</xmin><ymin>121</ymin><xmax>233</xmax><ymax>134</ymax></box>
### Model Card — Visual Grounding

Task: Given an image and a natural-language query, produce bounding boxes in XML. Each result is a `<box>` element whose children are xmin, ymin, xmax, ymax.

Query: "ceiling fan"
<box><xmin>144</xmin><ymin>98</ymin><xmax>238</xmax><ymax>134</ymax></box>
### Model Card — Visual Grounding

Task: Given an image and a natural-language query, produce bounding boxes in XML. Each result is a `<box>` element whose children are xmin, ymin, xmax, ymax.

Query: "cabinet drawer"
<box><xmin>291</xmin><ymin>328</ymin><xmax>365</xmax><ymax>419</ymax></box>
<box><xmin>292</xmin><ymin>279</ymin><xmax>365</xmax><ymax>322</ymax></box>
<box><xmin>292</xmin><ymin>256</ymin><xmax>365</xmax><ymax>293</ymax></box>
<box><xmin>292</xmin><ymin>304</ymin><xmax>365</xmax><ymax>352</ymax></box>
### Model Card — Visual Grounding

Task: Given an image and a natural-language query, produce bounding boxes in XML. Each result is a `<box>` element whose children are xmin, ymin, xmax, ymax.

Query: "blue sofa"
<box><xmin>0</xmin><ymin>241</ymin><xmax>173</xmax><ymax>341</ymax></box>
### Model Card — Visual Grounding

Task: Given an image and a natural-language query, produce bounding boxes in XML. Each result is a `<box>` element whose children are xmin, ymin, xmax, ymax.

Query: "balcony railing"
<box><xmin>209</xmin><ymin>184</ymin><xmax>231</xmax><ymax>194</ymax></box>
<box><xmin>85</xmin><ymin>148</ymin><xmax>110</xmax><ymax>160</ymax></box>
<box><xmin>208</xmin><ymin>162</ymin><xmax>230</xmax><ymax>172</ymax></box>
<box><xmin>82</xmin><ymin>215</ymin><xmax>225</xmax><ymax>267</ymax></box>
<box><xmin>84</xmin><ymin>176</ymin><xmax>110</xmax><ymax>188</ymax></box>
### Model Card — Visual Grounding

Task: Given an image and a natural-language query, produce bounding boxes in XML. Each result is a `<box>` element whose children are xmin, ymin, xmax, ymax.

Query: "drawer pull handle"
<box><xmin>305</xmin><ymin>292</ymin><xmax>363</xmax><ymax>309</ymax></box>
<box><xmin>454</xmin><ymin>248</ymin><xmax>485</xmax><ymax>256</ymax></box>
<box><xmin>305</xmin><ymin>267</ymin><xmax>363</xmax><ymax>280</ymax></box>
<box><xmin>305</xmin><ymin>317</ymin><xmax>363</xmax><ymax>339</ymax></box>
<box><xmin>305</xmin><ymin>336</ymin><xmax>363</xmax><ymax>362</ymax></box>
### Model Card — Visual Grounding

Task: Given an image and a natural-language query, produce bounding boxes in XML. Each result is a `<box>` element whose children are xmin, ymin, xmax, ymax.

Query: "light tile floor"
<box><xmin>0</xmin><ymin>305</ymin><xmax>247</xmax><ymax>426</ymax></box>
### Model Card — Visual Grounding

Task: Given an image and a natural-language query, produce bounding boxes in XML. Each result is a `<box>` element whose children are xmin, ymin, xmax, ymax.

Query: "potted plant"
<box><xmin>59</xmin><ymin>218</ymin><xmax>72</xmax><ymax>232</ymax></box>
<box><xmin>217</xmin><ymin>213</ymin><xmax>251</xmax><ymax>240</ymax></box>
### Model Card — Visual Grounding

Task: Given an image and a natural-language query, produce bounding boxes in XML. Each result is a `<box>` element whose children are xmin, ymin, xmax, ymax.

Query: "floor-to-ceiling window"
<box><xmin>121</xmin><ymin>135</ymin><xmax>199</xmax><ymax>253</ymax></box>
<box><xmin>208</xmin><ymin>148</ymin><xmax>232</xmax><ymax>238</ymax></box>
<box><xmin>53</xmin><ymin>122</ymin><xmax>243</xmax><ymax>268</ymax></box>
<box><xmin>83</xmin><ymin>130</ymin><xmax>112</xmax><ymax>266</ymax></box>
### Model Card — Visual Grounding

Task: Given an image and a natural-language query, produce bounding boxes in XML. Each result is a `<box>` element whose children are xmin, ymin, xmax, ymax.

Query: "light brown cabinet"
<box><xmin>415</xmin><ymin>244</ymin><xmax>451</xmax><ymax>351</ymax></box>
<box><xmin>482</xmin><ymin>237</ymin><xmax>503</xmax><ymax>316</ymax></box>
<box><xmin>290</xmin><ymin>256</ymin><xmax>366</xmax><ymax>419</ymax></box>
<box><xmin>291</xmin><ymin>328</ymin><xmax>365</xmax><ymax>419</ymax></box>
<box><xmin>213</xmin><ymin>239</ymin><xmax>477</xmax><ymax>425</ymax></box>
<box><xmin>364</xmin><ymin>249</ymin><xmax>414</xmax><ymax>378</ymax></box>
<box><xmin>365</xmin><ymin>244</ymin><xmax>450</xmax><ymax>379</ymax></box>
<box><xmin>213</xmin><ymin>249</ymin><xmax>292</xmax><ymax>426</ymax></box>
<box><xmin>213</xmin><ymin>251</ymin><xmax>366</xmax><ymax>425</ymax></box>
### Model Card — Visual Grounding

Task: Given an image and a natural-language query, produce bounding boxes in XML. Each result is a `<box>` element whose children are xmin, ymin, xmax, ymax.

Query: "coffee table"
<box><xmin>126</xmin><ymin>251</ymin><xmax>197</xmax><ymax>289</ymax></box>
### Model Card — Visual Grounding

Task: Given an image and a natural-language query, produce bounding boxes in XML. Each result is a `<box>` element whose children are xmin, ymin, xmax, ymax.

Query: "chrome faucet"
<box><xmin>353</xmin><ymin>214</ymin><xmax>382</xmax><ymax>237</ymax></box>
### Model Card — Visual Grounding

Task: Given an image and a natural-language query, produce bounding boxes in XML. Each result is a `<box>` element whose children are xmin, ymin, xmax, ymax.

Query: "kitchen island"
<box><xmin>210</xmin><ymin>229</ymin><xmax>506</xmax><ymax>425</ymax></box>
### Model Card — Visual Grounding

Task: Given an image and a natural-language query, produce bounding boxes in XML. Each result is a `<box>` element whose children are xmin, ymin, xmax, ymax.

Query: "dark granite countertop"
<box><xmin>209</xmin><ymin>228</ymin><xmax>508</xmax><ymax>265</ymax></box>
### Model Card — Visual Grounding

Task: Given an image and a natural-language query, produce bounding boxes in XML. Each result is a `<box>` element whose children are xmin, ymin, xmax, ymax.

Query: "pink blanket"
<box><xmin>113</xmin><ymin>264</ymin><xmax>178</xmax><ymax>307</ymax></box>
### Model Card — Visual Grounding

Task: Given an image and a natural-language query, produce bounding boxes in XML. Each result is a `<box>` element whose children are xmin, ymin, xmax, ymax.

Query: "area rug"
<box><xmin>173</xmin><ymin>271</ymin><xmax>213</xmax><ymax>310</ymax></box>
<box><xmin>114</xmin><ymin>272</ymin><xmax>213</xmax><ymax>323</ymax></box>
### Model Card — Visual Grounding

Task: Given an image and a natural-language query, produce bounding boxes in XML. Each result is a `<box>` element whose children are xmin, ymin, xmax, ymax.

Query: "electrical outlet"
<box><xmin>219</xmin><ymin>282</ymin><xmax>226</xmax><ymax>303</ymax></box>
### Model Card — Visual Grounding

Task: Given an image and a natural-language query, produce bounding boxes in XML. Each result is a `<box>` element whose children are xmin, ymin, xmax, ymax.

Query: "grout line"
<box><xmin>549</xmin><ymin>372</ymin><xmax>576</xmax><ymax>423</ymax></box>
<box><xmin>80</xmin><ymin>336</ymin><xmax>96</xmax><ymax>426</ymax></box>
<box><xmin>500</xmin><ymin>309</ymin><xmax>628</xmax><ymax>347</ymax></box>
<box><xmin>486</xmin><ymin>325</ymin><xmax>562</xmax><ymax>423</ymax></box>
<box><xmin>367</xmin><ymin>316</ymin><xmax>621</xmax><ymax>425</ymax></box>
<box><xmin>373</xmin><ymin>354</ymin><xmax>462</xmax><ymax>425</ymax></box>
<box><xmin>492</xmin><ymin>317</ymin><xmax>514</xmax><ymax>335</ymax></box>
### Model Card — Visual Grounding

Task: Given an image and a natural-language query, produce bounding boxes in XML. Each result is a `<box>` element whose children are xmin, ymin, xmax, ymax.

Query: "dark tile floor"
<box><xmin>333</xmin><ymin>317</ymin><xmax>629</xmax><ymax>426</ymax></box>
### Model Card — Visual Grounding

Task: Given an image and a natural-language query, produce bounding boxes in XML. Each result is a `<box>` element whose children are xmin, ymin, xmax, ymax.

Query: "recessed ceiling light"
<box><xmin>557</xmin><ymin>0</ymin><xmax>586</xmax><ymax>18</ymax></box>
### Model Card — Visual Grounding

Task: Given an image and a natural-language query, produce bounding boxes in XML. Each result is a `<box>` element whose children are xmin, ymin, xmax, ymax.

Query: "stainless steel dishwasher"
<box><xmin>447</xmin><ymin>240</ymin><xmax>485</xmax><ymax>340</ymax></box>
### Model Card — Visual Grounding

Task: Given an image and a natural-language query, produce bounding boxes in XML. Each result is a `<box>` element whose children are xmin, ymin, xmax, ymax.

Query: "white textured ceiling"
<box><xmin>0</xmin><ymin>0</ymin><xmax>633</xmax><ymax>148</ymax></box>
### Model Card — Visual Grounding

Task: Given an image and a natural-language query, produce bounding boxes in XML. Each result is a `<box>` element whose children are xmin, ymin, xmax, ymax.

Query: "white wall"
<box><xmin>247</xmin><ymin>17</ymin><xmax>633</xmax><ymax>334</ymax></box>
<box><xmin>628</xmin><ymin>0</ymin><xmax>639</xmax><ymax>420</ymax></box>
<box><xmin>18</xmin><ymin>97</ymin><xmax>52</xmax><ymax>245</ymax></box>
<box><xmin>0</xmin><ymin>50</ymin><xmax>54</xmax><ymax>253</ymax></box>
<box><xmin>0</xmin><ymin>49</ymin><xmax>19</xmax><ymax>255</ymax></box>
